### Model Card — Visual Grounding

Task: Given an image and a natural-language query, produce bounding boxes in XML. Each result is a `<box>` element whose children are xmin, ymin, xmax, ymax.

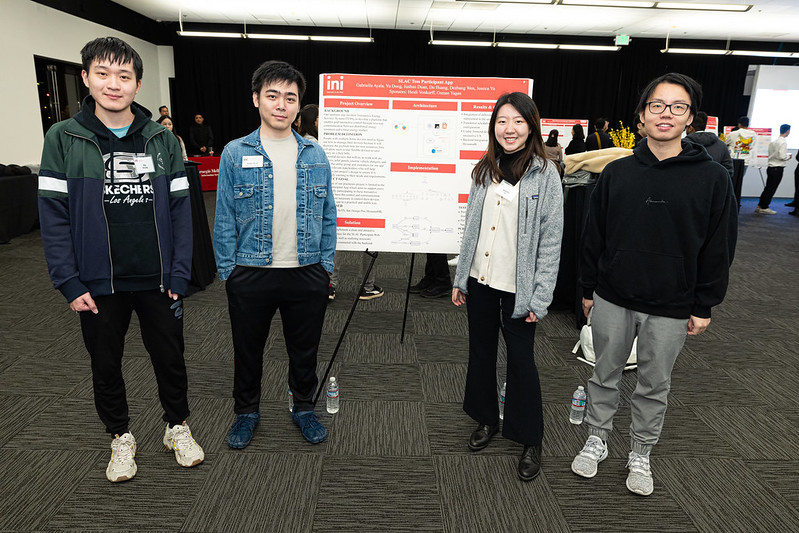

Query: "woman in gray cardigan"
<box><xmin>452</xmin><ymin>92</ymin><xmax>563</xmax><ymax>482</ymax></box>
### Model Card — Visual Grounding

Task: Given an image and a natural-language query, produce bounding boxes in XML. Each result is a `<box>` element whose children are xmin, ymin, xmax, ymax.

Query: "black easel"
<box><xmin>313</xmin><ymin>249</ymin><xmax>379</xmax><ymax>405</ymax></box>
<box><xmin>400</xmin><ymin>253</ymin><xmax>416</xmax><ymax>344</ymax></box>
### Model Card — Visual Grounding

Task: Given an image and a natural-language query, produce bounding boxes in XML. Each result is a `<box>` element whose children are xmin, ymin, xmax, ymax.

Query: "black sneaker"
<box><xmin>359</xmin><ymin>285</ymin><xmax>384</xmax><ymax>300</ymax></box>
<box><xmin>789</xmin><ymin>210</ymin><xmax>797</xmax><ymax>217</ymax></box>
<box><xmin>786</xmin><ymin>201</ymin><xmax>796</xmax><ymax>208</ymax></box>
<box><xmin>328</xmin><ymin>284</ymin><xmax>336</xmax><ymax>301</ymax></box>
<box><xmin>420</xmin><ymin>284</ymin><xmax>451</xmax><ymax>298</ymax></box>
<box><xmin>409</xmin><ymin>277</ymin><xmax>433</xmax><ymax>294</ymax></box>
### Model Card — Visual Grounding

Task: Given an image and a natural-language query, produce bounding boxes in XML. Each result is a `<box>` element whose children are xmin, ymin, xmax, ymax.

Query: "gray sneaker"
<box><xmin>755</xmin><ymin>206</ymin><xmax>777</xmax><ymax>215</ymax></box>
<box><xmin>626</xmin><ymin>451</ymin><xmax>654</xmax><ymax>496</ymax></box>
<box><xmin>571</xmin><ymin>435</ymin><xmax>608</xmax><ymax>478</ymax></box>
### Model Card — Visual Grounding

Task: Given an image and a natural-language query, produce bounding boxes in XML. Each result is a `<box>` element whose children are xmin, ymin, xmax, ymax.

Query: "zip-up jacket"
<box><xmin>579</xmin><ymin>139</ymin><xmax>737</xmax><ymax>319</ymax></box>
<box><xmin>453</xmin><ymin>157</ymin><xmax>564</xmax><ymax>319</ymax></box>
<box><xmin>38</xmin><ymin>97</ymin><xmax>192</xmax><ymax>302</ymax></box>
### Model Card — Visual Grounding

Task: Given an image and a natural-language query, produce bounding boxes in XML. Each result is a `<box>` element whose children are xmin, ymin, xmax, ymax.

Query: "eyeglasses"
<box><xmin>646</xmin><ymin>101</ymin><xmax>691</xmax><ymax>116</ymax></box>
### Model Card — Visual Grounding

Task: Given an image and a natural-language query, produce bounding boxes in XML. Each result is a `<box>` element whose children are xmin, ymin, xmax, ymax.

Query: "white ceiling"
<box><xmin>113</xmin><ymin>0</ymin><xmax>799</xmax><ymax>44</ymax></box>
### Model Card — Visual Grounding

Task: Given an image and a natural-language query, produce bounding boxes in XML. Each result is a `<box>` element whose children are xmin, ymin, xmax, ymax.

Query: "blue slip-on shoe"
<box><xmin>292</xmin><ymin>409</ymin><xmax>327</xmax><ymax>444</ymax></box>
<box><xmin>227</xmin><ymin>411</ymin><xmax>260</xmax><ymax>449</ymax></box>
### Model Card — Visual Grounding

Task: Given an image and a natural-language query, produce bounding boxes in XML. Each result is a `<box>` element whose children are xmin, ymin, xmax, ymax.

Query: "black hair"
<box><xmin>593</xmin><ymin>118</ymin><xmax>608</xmax><ymax>132</ymax></box>
<box><xmin>738</xmin><ymin>116</ymin><xmax>750</xmax><ymax>127</ymax></box>
<box><xmin>545</xmin><ymin>129</ymin><xmax>559</xmax><ymax>147</ymax></box>
<box><xmin>691</xmin><ymin>111</ymin><xmax>709</xmax><ymax>131</ymax></box>
<box><xmin>472</xmin><ymin>92</ymin><xmax>548</xmax><ymax>186</ymax></box>
<box><xmin>571</xmin><ymin>123</ymin><xmax>585</xmax><ymax>141</ymax></box>
<box><xmin>298</xmin><ymin>104</ymin><xmax>319</xmax><ymax>139</ymax></box>
<box><xmin>780</xmin><ymin>123</ymin><xmax>791</xmax><ymax>134</ymax></box>
<box><xmin>80</xmin><ymin>37</ymin><xmax>143</xmax><ymax>81</ymax></box>
<box><xmin>636</xmin><ymin>73</ymin><xmax>702</xmax><ymax>116</ymax></box>
<box><xmin>156</xmin><ymin>115</ymin><xmax>172</xmax><ymax>125</ymax></box>
<box><xmin>251</xmin><ymin>60</ymin><xmax>306</xmax><ymax>100</ymax></box>
<box><xmin>159</xmin><ymin>105</ymin><xmax>168</xmax><ymax>113</ymax></box>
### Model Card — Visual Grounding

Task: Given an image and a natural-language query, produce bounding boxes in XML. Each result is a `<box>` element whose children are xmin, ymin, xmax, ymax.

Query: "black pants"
<box><xmin>424</xmin><ymin>253</ymin><xmax>451</xmax><ymax>286</ymax></box>
<box><xmin>759</xmin><ymin>166</ymin><xmax>785</xmax><ymax>208</ymax></box>
<box><xmin>463</xmin><ymin>277</ymin><xmax>543</xmax><ymax>446</ymax></box>
<box><xmin>80</xmin><ymin>289</ymin><xmax>189</xmax><ymax>435</ymax></box>
<box><xmin>225</xmin><ymin>264</ymin><xmax>329</xmax><ymax>413</ymax></box>
<box><xmin>731</xmin><ymin>159</ymin><xmax>745</xmax><ymax>210</ymax></box>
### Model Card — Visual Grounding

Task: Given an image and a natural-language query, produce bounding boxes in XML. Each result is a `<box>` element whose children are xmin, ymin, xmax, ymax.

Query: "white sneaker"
<box><xmin>626</xmin><ymin>451</ymin><xmax>654</xmax><ymax>496</ymax></box>
<box><xmin>163</xmin><ymin>422</ymin><xmax>205</xmax><ymax>467</ymax></box>
<box><xmin>571</xmin><ymin>435</ymin><xmax>608</xmax><ymax>478</ymax></box>
<box><xmin>755</xmin><ymin>206</ymin><xmax>777</xmax><ymax>215</ymax></box>
<box><xmin>447</xmin><ymin>255</ymin><xmax>459</xmax><ymax>266</ymax></box>
<box><xmin>106</xmin><ymin>432</ymin><xmax>137</xmax><ymax>482</ymax></box>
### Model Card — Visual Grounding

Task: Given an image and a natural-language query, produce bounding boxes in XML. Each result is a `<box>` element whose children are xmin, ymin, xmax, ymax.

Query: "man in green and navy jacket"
<box><xmin>38</xmin><ymin>36</ymin><xmax>204</xmax><ymax>483</ymax></box>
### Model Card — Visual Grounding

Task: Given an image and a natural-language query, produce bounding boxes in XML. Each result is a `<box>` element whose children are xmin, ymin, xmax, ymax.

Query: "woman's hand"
<box><xmin>452</xmin><ymin>288</ymin><xmax>466</xmax><ymax>306</ymax></box>
<box><xmin>525</xmin><ymin>311</ymin><xmax>539</xmax><ymax>323</ymax></box>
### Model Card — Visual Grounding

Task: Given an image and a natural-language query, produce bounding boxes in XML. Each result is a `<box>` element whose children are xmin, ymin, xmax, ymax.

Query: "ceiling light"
<box><xmin>655</xmin><ymin>2</ymin><xmax>751</xmax><ymax>12</ymax></box>
<box><xmin>730</xmin><ymin>50</ymin><xmax>795</xmax><ymax>58</ymax></box>
<box><xmin>662</xmin><ymin>48</ymin><xmax>729</xmax><ymax>55</ymax></box>
<box><xmin>559</xmin><ymin>44</ymin><xmax>621</xmax><ymax>51</ymax></box>
<box><xmin>246</xmin><ymin>33</ymin><xmax>309</xmax><ymax>40</ymax></box>
<box><xmin>456</xmin><ymin>0</ymin><xmax>553</xmax><ymax>4</ymax></box>
<box><xmin>429</xmin><ymin>40</ymin><xmax>494</xmax><ymax>47</ymax></box>
<box><xmin>562</xmin><ymin>0</ymin><xmax>655</xmax><ymax>7</ymax></box>
<box><xmin>496</xmin><ymin>42</ymin><xmax>559</xmax><ymax>49</ymax></box>
<box><xmin>177</xmin><ymin>31</ymin><xmax>243</xmax><ymax>38</ymax></box>
<box><xmin>309</xmin><ymin>36</ymin><xmax>374</xmax><ymax>43</ymax></box>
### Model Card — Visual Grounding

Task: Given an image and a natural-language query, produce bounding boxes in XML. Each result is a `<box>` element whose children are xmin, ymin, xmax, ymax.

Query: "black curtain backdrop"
<box><xmin>172</xmin><ymin>30</ymin><xmax>781</xmax><ymax>150</ymax></box>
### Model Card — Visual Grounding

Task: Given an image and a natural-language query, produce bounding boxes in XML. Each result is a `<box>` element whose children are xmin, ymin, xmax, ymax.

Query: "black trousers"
<box><xmin>225</xmin><ymin>264</ymin><xmax>329</xmax><ymax>413</ymax></box>
<box><xmin>80</xmin><ymin>289</ymin><xmax>189</xmax><ymax>435</ymax></box>
<box><xmin>424</xmin><ymin>253</ymin><xmax>451</xmax><ymax>286</ymax></box>
<box><xmin>759</xmin><ymin>166</ymin><xmax>785</xmax><ymax>208</ymax></box>
<box><xmin>463</xmin><ymin>277</ymin><xmax>543</xmax><ymax>446</ymax></box>
<box><xmin>731</xmin><ymin>159</ymin><xmax>745</xmax><ymax>210</ymax></box>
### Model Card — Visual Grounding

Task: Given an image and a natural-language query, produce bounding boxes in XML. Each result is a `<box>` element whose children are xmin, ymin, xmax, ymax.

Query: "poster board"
<box><xmin>319</xmin><ymin>74</ymin><xmax>533</xmax><ymax>253</ymax></box>
<box><xmin>706</xmin><ymin>116</ymin><xmax>718</xmax><ymax>136</ymax></box>
<box><xmin>723</xmin><ymin>126</ymin><xmax>771</xmax><ymax>168</ymax></box>
<box><xmin>540</xmin><ymin>119</ymin><xmax>589</xmax><ymax>149</ymax></box>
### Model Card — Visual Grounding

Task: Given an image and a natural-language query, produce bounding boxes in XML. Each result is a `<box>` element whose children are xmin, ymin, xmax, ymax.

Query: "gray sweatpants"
<box><xmin>585</xmin><ymin>294</ymin><xmax>688</xmax><ymax>455</ymax></box>
<box><xmin>329</xmin><ymin>252</ymin><xmax>376</xmax><ymax>291</ymax></box>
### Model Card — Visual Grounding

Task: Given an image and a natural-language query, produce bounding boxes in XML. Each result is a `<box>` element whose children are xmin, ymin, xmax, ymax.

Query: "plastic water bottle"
<box><xmin>326</xmin><ymin>377</ymin><xmax>340</xmax><ymax>414</ymax></box>
<box><xmin>499</xmin><ymin>382</ymin><xmax>506</xmax><ymax>420</ymax></box>
<box><xmin>288</xmin><ymin>388</ymin><xmax>293</xmax><ymax>413</ymax></box>
<box><xmin>570</xmin><ymin>385</ymin><xmax>587</xmax><ymax>424</ymax></box>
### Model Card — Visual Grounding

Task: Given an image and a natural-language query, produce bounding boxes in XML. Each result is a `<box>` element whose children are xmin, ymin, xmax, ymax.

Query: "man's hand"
<box><xmin>70</xmin><ymin>292</ymin><xmax>98</xmax><ymax>314</ymax></box>
<box><xmin>582</xmin><ymin>297</ymin><xmax>594</xmax><ymax>318</ymax></box>
<box><xmin>167</xmin><ymin>290</ymin><xmax>181</xmax><ymax>301</ymax></box>
<box><xmin>525</xmin><ymin>311</ymin><xmax>539</xmax><ymax>323</ymax></box>
<box><xmin>687</xmin><ymin>315</ymin><xmax>710</xmax><ymax>335</ymax></box>
<box><xmin>452</xmin><ymin>288</ymin><xmax>466</xmax><ymax>306</ymax></box>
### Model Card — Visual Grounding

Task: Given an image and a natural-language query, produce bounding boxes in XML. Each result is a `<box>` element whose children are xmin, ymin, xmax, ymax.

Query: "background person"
<box><xmin>685</xmin><ymin>111</ymin><xmax>733</xmax><ymax>177</ymax></box>
<box><xmin>756</xmin><ymin>123</ymin><xmax>791</xmax><ymax>215</ymax></box>
<box><xmin>298</xmin><ymin>104</ymin><xmax>319</xmax><ymax>141</ymax></box>
<box><xmin>544</xmin><ymin>129</ymin><xmax>563</xmax><ymax>175</ymax></box>
<box><xmin>188</xmin><ymin>113</ymin><xmax>214</xmax><ymax>156</ymax></box>
<box><xmin>452</xmin><ymin>92</ymin><xmax>563</xmax><ymax>483</ymax></box>
<box><xmin>586</xmin><ymin>117</ymin><xmax>613</xmax><ymax>151</ymax></box>
<box><xmin>564</xmin><ymin>123</ymin><xmax>586</xmax><ymax>155</ymax></box>
<box><xmin>157</xmin><ymin>115</ymin><xmax>188</xmax><ymax>161</ymax></box>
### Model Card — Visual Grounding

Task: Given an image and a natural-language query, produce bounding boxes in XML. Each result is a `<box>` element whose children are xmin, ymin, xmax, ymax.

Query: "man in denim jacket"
<box><xmin>214</xmin><ymin>61</ymin><xmax>336</xmax><ymax>447</ymax></box>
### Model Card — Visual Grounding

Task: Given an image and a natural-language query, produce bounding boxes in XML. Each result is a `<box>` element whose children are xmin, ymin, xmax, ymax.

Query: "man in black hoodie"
<box><xmin>571</xmin><ymin>73</ymin><xmax>737</xmax><ymax>496</ymax></box>
<box><xmin>38</xmin><ymin>37</ymin><xmax>204</xmax><ymax>483</ymax></box>
<box><xmin>686</xmin><ymin>111</ymin><xmax>734</xmax><ymax>177</ymax></box>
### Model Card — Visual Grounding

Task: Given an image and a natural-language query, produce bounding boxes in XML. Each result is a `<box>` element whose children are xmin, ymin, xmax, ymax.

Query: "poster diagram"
<box><xmin>319</xmin><ymin>74</ymin><xmax>533</xmax><ymax>253</ymax></box>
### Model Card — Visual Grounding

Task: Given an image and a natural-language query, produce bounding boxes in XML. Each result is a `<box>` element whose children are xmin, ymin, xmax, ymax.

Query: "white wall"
<box><xmin>0</xmin><ymin>1</ymin><xmax>174</xmax><ymax>165</ymax></box>
<box><xmin>740</xmin><ymin>65</ymin><xmax>799</xmax><ymax>199</ymax></box>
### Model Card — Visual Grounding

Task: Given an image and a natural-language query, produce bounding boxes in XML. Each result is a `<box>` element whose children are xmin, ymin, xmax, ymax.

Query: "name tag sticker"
<box><xmin>133</xmin><ymin>156</ymin><xmax>155</xmax><ymax>174</ymax></box>
<box><xmin>496</xmin><ymin>180</ymin><xmax>518</xmax><ymax>202</ymax></box>
<box><xmin>242</xmin><ymin>155</ymin><xmax>264</xmax><ymax>168</ymax></box>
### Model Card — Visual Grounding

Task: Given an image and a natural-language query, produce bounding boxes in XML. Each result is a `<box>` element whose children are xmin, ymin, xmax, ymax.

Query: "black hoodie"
<box><xmin>579</xmin><ymin>139</ymin><xmax>737</xmax><ymax>319</ymax></box>
<box><xmin>685</xmin><ymin>131</ymin><xmax>734</xmax><ymax>178</ymax></box>
<box><xmin>74</xmin><ymin>96</ymin><xmax>162</xmax><ymax>291</ymax></box>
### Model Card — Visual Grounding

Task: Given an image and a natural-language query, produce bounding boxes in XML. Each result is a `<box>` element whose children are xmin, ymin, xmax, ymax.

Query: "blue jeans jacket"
<box><xmin>214</xmin><ymin>128</ymin><xmax>337</xmax><ymax>280</ymax></box>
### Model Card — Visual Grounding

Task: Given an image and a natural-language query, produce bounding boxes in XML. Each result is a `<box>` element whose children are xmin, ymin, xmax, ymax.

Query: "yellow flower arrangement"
<box><xmin>718</xmin><ymin>132</ymin><xmax>727</xmax><ymax>143</ymax></box>
<box><xmin>608</xmin><ymin>121</ymin><xmax>636</xmax><ymax>149</ymax></box>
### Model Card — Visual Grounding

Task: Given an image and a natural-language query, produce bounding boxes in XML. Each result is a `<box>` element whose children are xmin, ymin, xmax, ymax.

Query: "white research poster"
<box><xmin>319</xmin><ymin>74</ymin><xmax>533</xmax><ymax>253</ymax></box>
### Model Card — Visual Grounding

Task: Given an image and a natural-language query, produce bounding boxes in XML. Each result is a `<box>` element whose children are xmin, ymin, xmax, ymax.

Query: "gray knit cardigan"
<box><xmin>453</xmin><ymin>157</ymin><xmax>564</xmax><ymax>319</ymax></box>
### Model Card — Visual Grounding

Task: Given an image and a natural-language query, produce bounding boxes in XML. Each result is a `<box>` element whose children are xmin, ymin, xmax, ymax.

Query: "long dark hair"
<box><xmin>472</xmin><ymin>92</ymin><xmax>547</xmax><ymax>186</ymax></box>
<box><xmin>298</xmin><ymin>104</ymin><xmax>319</xmax><ymax>139</ymax></box>
<box><xmin>571</xmin><ymin>123</ymin><xmax>585</xmax><ymax>141</ymax></box>
<box><xmin>545</xmin><ymin>129</ymin><xmax>559</xmax><ymax>147</ymax></box>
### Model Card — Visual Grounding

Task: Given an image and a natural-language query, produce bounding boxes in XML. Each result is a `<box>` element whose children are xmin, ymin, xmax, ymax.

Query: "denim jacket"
<box><xmin>214</xmin><ymin>128</ymin><xmax>336</xmax><ymax>281</ymax></box>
